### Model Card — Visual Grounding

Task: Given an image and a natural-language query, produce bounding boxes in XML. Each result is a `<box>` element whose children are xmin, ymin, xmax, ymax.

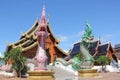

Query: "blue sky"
<box><xmin>0</xmin><ymin>0</ymin><xmax>120</xmax><ymax>55</ymax></box>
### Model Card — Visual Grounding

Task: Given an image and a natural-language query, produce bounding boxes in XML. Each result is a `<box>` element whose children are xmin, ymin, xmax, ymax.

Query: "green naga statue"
<box><xmin>72</xmin><ymin>21</ymin><xmax>95</xmax><ymax>70</ymax></box>
<box><xmin>55</xmin><ymin>21</ymin><xmax>95</xmax><ymax>70</ymax></box>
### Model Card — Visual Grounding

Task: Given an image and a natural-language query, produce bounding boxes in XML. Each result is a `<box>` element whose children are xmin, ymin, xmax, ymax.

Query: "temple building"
<box><xmin>66</xmin><ymin>21</ymin><xmax>117</xmax><ymax>62</ymax></box>
<box><xmin>68</xmin><ymin>39</ymin><xmax>117</xmax><ymax>62</ymax></box>
<box><xmin>114</xmin><ymin>44</ymin><xmax>120</xmax><ymax>60</ymax></box>
<box><xmin>6</xmin><ymin>7</ymin><xmax>68</xmax><ymax>63</ymax></box>
<box><xmin>6</xmin><ymin>6</ymin><xmax>117</xmax><ymax>64</ymax></box>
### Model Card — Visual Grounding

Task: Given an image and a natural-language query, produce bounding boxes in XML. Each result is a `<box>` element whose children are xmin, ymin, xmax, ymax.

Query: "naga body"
<box><xmin>55</xmin><ymin>21</ymin><xmax>95</xmax><ymax>70</ymax></box>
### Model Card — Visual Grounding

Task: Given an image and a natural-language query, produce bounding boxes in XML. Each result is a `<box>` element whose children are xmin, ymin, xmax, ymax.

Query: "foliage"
<box><xmin>2</xmin><ymin>48</ymin><xmax>27</xmax><ymax>77</ymax></box>
<box><xmin>21</xmin><ymin>65</ymin><xmax>28</xmax><ymax>75</ymax></box>
<box><xmin>97</xmin><ymin>55</ymin><xmax>111</xmax><ymax>65</ymax></box>
<box><xmin>2</xmin><ymin>51</ymin><xmax>10</xmax><ymax>64</ymax></box>
<box><xmin>75</xmin><ymin>53</ymin><xmax>83</xmax><ymax>60</ymax></box>
<box><xmin>0</xmin><ymin>57</ymin><xmax>2</xmax><ymax>60</ymax></box>
<box><xmin>97</xmin><ymin>55</ymin><xmax>111</xmax><ymax>72</ymax></box>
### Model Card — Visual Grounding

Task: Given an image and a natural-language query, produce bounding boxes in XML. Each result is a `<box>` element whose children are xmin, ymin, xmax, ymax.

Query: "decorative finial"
<box><xmin>43</xmin><ymin>5</ymin><xmax>45</xmax><ymax>9</ymax></box>
<box><xmin>41</xmin><ymin>5</ymin><xmax>46</xmax><ymax>17</ymax></box>
<box><xmin>39</xmin><ymin>5</ymin><xmax>47</xmax><ymax>28</ymax></box>
<box><xmin>47</xmin><ymin>14</ymin><xmax>50</xmax><ymax>22</ymax></box>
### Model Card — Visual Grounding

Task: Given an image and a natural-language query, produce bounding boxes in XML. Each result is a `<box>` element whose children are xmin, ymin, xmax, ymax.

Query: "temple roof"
<box><xmin>70</xmin><ymin>42</ymin><xmax>81</xmax><ymax>58</ymax></box>
<box><xmin>20</xmin><ymin>20</ymin><xmax>59</xmax><ymax>43</ymax></box>
<box><xmin>68</xmin><ymin>40</ymin><xmax>114</xmax><ymax>59</ymax></box>
<box><xmin>98</xmin><ymin>42</ymin><xmax>113</xmax><ymax>53</ymax></box>
<box><xmin>114</xmin><ymin>44</ymin><xmax>120</xmax><ymax>51</ymax></box>
<box><xmin>98</xmin><ymin>43</ymin><xmax>108</xmax><ymax>53</ymax></box>
<box><xmin>115</xmin><ymin>54</ymin><xmax>120</xmax><ymax>59</ymax></box>
<box><xmin>89</xmin><ymin>40</ymin><xmax>99</xmax><ymax>51</ymax></box>
<box><xmin>69</xmin><ymin>40</ymin><xmax>100</xmax><ymax>58</ymax></box>
<box><xmin>89</xmin><ymin>40</ymin><xmax>100</xmax><ymax>55</ymax></box>
<box><xmin>6</xmin><ymin>19</ymin><xmax>67</xmax><ymax>56</ymax></box>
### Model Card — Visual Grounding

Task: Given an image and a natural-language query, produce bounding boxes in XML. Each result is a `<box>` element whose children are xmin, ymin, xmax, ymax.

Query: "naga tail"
<box><xmin>55</xmin><ymin>58</ymin><xmax>74</xmax><ymax>66</ymax></box>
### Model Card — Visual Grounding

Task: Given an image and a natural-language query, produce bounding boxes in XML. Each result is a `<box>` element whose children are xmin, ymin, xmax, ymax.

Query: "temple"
<box><xmin>68</xmin><ymin>36</ymin><xmax>117</xmax><ymax>63</ymax></box>
<box><xmin>66</xmin><ymin>22</ymin><xmax>117</xmax><ymax>63</ymax></box>
<box><xmin>70</xmin><ymin>40</ymin><xmax>115</xmax><ymax>57</ymax></box>
<box><xmin>6</xmin><ymin>6</ymin><xmax>117</xmax><ymax>64</ymax></box>
<box><xmin>114</xmin><ymin>44</ymin><xmax>120</xmax><ymax>60</ymax></box>
<box><xmin>6</xmin><ymin>7</ymin><xmax>68</xmax><ymax>63</ymax></box>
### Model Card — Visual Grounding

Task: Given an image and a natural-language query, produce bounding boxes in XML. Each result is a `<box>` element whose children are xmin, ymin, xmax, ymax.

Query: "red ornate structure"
<box><xmin>6</xmin><ymin>7</ymin><xmax>68</xmax><ymax>63</ymax></box>
<box><xmin>34</xmin><ymin>6</ymin><xmax>49</xmax><ymax>70</ymax></box>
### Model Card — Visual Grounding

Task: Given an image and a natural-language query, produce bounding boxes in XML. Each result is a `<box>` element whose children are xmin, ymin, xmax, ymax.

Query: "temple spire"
<box><xmin>41</xmin><ymin>5</ymin><xmax>46</xmax><ymax>18</ymax></box>
<box><xmin>39</xmin><ymin>5</ymin><xmax>47</xmax><ymax>28</ymax></box>
<box><xmin>34</xmin><ymin>5</ymin><xmax>49</xmax><ymax>70</ymax></box>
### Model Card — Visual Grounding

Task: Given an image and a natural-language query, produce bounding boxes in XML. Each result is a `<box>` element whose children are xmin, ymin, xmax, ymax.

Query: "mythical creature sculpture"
<box><xmin>55</xmin><ymin>21</ymin><xmax>95</xmax><ymax>70</ymax></box>
<box><xmin>72</xmin><ymin>21</ymin><xmax>94</xmax><ymax>70</ymax></box>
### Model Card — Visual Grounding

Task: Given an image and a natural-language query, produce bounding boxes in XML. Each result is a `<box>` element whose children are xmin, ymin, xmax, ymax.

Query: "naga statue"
<box><xmin>55</xmin><ymin>21</ymin><xmax>94</xmax><ymax>70</ymax></box>
<box><xmin>72</xmin><ymin>21</ymin><xmax>94</xmax><ymax>70</ymax></box>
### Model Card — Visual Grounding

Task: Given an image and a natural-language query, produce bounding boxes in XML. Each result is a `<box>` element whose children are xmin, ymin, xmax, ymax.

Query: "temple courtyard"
<box><xmin>0</xmin><ymin>72</ymin><xmax>120</xmax><ymax>80</ymax></box>
<box><xmin>0</xmin><ymin>2</ymin><xmax>120</xmax><ymax>80</ymax></box>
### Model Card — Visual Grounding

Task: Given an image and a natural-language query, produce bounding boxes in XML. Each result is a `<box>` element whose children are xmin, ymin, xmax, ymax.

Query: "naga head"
<box><xmin>82</xmin><ymin>21</ymin><xmax>94</xmax><ymax>41</ymax></box>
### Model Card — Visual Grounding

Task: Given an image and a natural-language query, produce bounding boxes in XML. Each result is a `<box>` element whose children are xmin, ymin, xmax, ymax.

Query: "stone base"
<box><xmin>78</xmin><ymin>69</ymin><xmax>98</xmax><ymax>77</ymax></box>
<box><xmin>28</xmin><ymin>70</ymin><xmax>55</xmax><ymax>80</ymax></box>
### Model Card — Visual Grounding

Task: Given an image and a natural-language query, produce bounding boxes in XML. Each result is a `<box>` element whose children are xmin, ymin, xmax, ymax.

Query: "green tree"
<box><xmin>2</xmin><ymin>51</ymin><xmax>10</xmax><ymax>64</ymax></box>
<box><xmin>97</xmin><ymin>55</ymin><xmax>111</xmax><ymax>72</ymax></box>
<box><xmin>2</xmin><ymin>48</ymin><xmax>27</xmax><ymax>77</ymax></box>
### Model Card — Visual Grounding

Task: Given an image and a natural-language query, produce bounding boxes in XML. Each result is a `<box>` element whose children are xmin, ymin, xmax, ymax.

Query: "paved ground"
<box><xmin>0</xmin><ymin>66</ymin><xmax>120</xmax><ymax>80</ymax></box>
<box><xmin>48</xmin><ymin>65</ymin><xmax>120</xmax><ymax>80</ymax></box>
<box><xmin>78</xmin><ymin>72</ymin><xmax>120</xmax><ymax>80</ymax></box>
<box><xmin>0</xmin><ymin>72</ymin><xmax>120</xmax><ymax>80</ymax></box>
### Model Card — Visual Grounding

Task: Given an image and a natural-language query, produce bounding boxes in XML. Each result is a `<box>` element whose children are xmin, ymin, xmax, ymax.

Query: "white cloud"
<box><xmin>57</xmin><ymin>30</ymin><xmax>85</xmax><ymax>43</ymax></box>
<box><xmin>76</xmin><ymin>30</ymin><xmax>85</xmax><ymax>37</ymax></box>
<box><xmin>0</xmin><ymin>52</ymin><xmax>3</xmax><ymax>58</ymax></box>
<box><xmin>101</xmin><ymin>34</ymin><xmax>112</xmax><ymax>43</ymax></box>
<box><xmin>57</xmin><ymin>35</ymin><xmax>68</xmax><ymax>42</ymax></box>
<box><xmin>105</xmin><ymin>34</ymin><xmax>112</xmax><ymax>38</ymax></box>
<box><xmin>57</xmin><ymin>31</ymin><xmax>85</xmax><ymax>52</ymax></box>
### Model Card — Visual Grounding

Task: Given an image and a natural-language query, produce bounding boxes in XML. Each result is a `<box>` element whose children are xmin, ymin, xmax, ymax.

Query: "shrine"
<box><xmin>6</xmin><ymin>6</ymin><xmax>68</xmax><ymax>63</ymax></box>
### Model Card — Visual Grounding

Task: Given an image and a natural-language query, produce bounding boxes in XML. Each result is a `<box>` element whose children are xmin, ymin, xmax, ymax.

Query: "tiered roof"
<box><xmin>114</xmin><ymin>44</ymin><xmax>120</xmax><ymax>60</ymax></box>
<box><xmin>6</xmin><ymin>19</ymin><xmax>67</xmax><ymax>58</ymax></box>
<box><xmin>69</xmin><ymin>39</ymin><xmax>116</xmax><ymax>60</ymax></box>
<box><xmin>114</xmin><ymin>44</ymin><xmax>120</xmax><ymax>52</ymax></box>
